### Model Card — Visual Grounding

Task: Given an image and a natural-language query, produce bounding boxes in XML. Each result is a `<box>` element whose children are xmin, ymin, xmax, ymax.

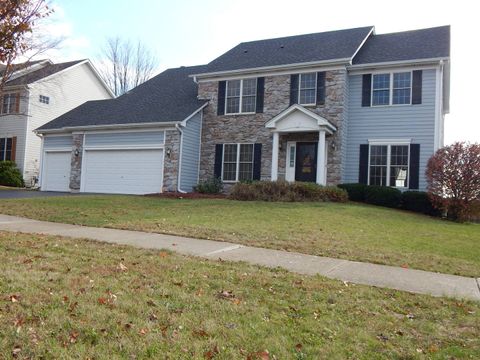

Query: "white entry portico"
<box><xmin>265</xmin><ymin>105</ymin><xmax>336</xmax><ymax>185</ymax></box>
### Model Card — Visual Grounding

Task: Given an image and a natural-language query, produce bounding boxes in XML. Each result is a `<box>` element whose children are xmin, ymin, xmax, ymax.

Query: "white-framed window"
<box><xmin>225</xmin><ymin>79</ymin><xmax>257</xmax><ymax>114</ymax></box>
<box><xmin>1</xmin><ymin>93</ymin><xmax>19</xmax><ymax>114</ymax></box>
<box><xmin>0</xmin><ymin>137</ymin><xmax>13</xmax><ymax>161</ymax></box>
<box><xmin>222</xmin><ymin>143</ymin><xmax>254</xmax><ymax>182</ymax></box>
<box><xmin>371</xmin><ymin>72</ymin><xmax>412</xmax><ymax>106</ymax></box>
<box><xmin>39</xmin><ymin>95</ymin><xmax>50</xmax><ymax>104</ymax></box>
<box><xmin>298</xmin><ymin>72</ymin><xmax>317</xmax><ymax>105</ymax></box>
<box><xmin>368</xmin><ymin>144</ymin><xmax>409</xmax><ymax>188</ymax></box>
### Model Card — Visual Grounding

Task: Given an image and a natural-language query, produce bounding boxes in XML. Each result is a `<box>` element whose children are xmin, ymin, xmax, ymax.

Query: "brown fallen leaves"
<box><xmin>216</xmin><ymin>290</ymin><xmax>241</xmax><ymax>305</ymax></box>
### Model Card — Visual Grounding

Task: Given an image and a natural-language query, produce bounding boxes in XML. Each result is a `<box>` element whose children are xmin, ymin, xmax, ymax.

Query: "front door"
<box><xmin>295</xmin><ymin>142</ymin><xmax>317</xmax><ymax>182</ymax></box>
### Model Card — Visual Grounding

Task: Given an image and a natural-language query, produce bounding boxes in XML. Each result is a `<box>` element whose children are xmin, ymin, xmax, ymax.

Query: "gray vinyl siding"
<box><xmin>43</xmin><ymin>135</ymin><xmax>72</xmax><ymax>149</ymax></box>
<box><xmin>85</xmin><ymin>131</ymin><xmax>165</xmax><ymax>147</ymax></box>
<box><xmin>180</xmin><ymin>112</ymin><xmax>202</xmax><ymax>192</ymax></box>
<box><xmin>344</xmin><ymin>68</ymin><xmax>437</xmax><ymax>190</ymax></box>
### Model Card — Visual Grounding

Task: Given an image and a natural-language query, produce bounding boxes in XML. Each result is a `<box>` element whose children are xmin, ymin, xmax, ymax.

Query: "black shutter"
<box><xmin>217</xmin><ymin>81</ymin><xmax>226</xmax><ymax>115</ymax></box>
<box><xmin>255</xmin><ymin>77</ymin><xmax>265</xmax><ymax>113</ymax></box>
<box><xmin>412</xmin><ymin>70</ymin><xmax>422</xmax><ymax>105</ymax></box>
<box><xmin>253</xmin><ymin>143</ymin><xmax>262</xmax><ymax>180</ymax></box>
<box><xmin>214</xmin><ymin>144</ymin><xmax>223</xmax><ymax>179</ymax></box>
<box><xmin>316</xmin><ymin>71</ymin><xmax>326</xmax><ymax>105</ymax></box>
<box><xmin>359</xmin><ymin>144</ymin><xmax>369</xmax><ymax>184</ymax></box>
<box><xmin>289</xmin><ymin>74</ymin><xmax>299</xmax><ymax>106</ymax></box>
<box><xmin>409</xmin><ymin>144</ymin><xmax>420</xmax><ymax>189</ymax></box>
<box><xmin>362</xmin><ymin>74</ymin><xmax>372</xmax><ymax>107</ymax></box>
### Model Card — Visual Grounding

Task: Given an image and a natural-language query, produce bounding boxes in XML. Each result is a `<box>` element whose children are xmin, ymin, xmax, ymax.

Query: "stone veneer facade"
<box><xmin>162</xmin><ymin>129</ymin><xmax>181</xmax><ymax>192</ymax></box>
<box><xmin>198</xmin><ymin>70</ymin><xmax>347</xmax><ymax>185</ymax></box>
<box><xmin>69</xmin><ymin>133</ymin><xmax>84</xmax><ymax>191</ymax></box>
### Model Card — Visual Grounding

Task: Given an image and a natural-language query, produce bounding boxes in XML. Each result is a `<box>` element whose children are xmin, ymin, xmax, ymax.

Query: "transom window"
<box><xmin>299</xmin><ymin>73</ymin><xmax>317</xmax><ymax>105</ymax></box>
<box><xmin>222</xmin><ymin>143</ymin><xmax>254</xmax><ymax>182</ymax></box>
<box><xmin>39</xmin><ymin>95</ymin><xmax>50</xmax><ymax>104</ymax></box>
<box><xmin>0</xmin><ymin>137</ymin><xmax>13</xmax><ymax>161</ymax></box>
<box><xmin>1</xmin><ymin>93</ymin><xmax>19</xmax><ymax>114</ymax></box>
<box><xmin>369</xmin><ymin>144</ymin><xmax>409</xmax><ymax>188</ymax></box>
<box><xmin>372</xmin><ymin>72</ymin><xmax>412</xmax><ymax>106</ymax></box>
<box><xmin>225</xmin><ymin>79</ymin><xmax>257</xmax><ymax>114</ymax></box>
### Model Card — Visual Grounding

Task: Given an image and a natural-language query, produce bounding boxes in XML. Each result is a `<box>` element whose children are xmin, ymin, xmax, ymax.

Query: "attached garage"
<box><xmin>41</xmin><ymin>136</ymin><xmax>72</xmax><ymax>192</ymax></box>
<box><xmin>80</xmin><ymin>131</ymin><xmax>165</xmax><ymax>195</ymax></box>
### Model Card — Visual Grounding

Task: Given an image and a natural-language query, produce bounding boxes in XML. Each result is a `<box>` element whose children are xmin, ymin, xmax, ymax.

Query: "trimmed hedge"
<box><xmin>364</xmin><ymin>186</ymin><xmax>402</xmax><ymax>208</ymax></box>
<box><xmin>229</xmin><ymin>181</ymin><xmax>348</xmax><ymax>202</ymax></box>
<box><xmin>337</xmin><ymin>183</ymin><xmax>368</xmax><ymax>202</ymax></box>
<box><xmin>401</xmin><ymin>191</ymin><xmax>441</xmax><ymax>217</ymax></box>
<box><xmin>0</xmin><ymin>161</ymin><xmax>24</xmax><ymax>187</ymax></box>
<box><xmin>194</xmin><ymin>177</ymin><xmax>223</xmax><ymax>194</ymax></box>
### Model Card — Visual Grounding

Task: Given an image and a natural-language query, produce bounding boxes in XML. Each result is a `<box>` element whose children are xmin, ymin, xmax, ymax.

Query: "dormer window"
<box><xmin>39</xmin><ymin>95</ymin><xmax>50</xmax><ymax>104</ymax></box>
<box><xmin>1</xmin><ymin>93</ymin><xmax>20</xmax><ymax>114</ymax></box>
<box><xmin>298</xmin><ymin>73</ymin><xmax>317</xmax><ymax>105</ymax></box>
<box><xmin>225</xmin><ymin>78</ymin><xmax>257</xmax><ymax>114</ymax></box>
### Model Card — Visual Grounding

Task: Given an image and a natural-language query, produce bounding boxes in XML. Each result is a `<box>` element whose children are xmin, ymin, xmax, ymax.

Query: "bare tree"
<box><xmin>0</xmin><ymin>0</ymin><xmax>60</xmax><ymax>93</ymax></box>
<box><xmin>97</xmin><ymin>37</ymin><xmax>158</xmax><ymax>96</ymax></box>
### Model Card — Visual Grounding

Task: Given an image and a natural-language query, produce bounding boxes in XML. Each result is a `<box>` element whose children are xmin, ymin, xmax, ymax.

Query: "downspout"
<box><xmin>175</xmin><ymin>123</ymin><xmax>186</xmax><ymax>193</ymax></box>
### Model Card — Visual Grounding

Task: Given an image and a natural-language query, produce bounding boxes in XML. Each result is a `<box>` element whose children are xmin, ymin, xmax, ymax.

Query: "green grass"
<box><xmin>0</xmin><ymin>231</ymin><xmax>479</xmax><ymax>359</ymax></box>
<box><xmin>0</xmin><ymin>196</ymin><xmax>479</xmax><ymax>277</ymax></box>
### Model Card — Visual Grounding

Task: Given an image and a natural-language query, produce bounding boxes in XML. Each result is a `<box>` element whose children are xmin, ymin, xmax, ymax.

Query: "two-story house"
<box><xmin>0</xmin><ymin>59</ymin><xmax>114</xmax><ymax>186</ymax></box>
<box><xmin>35</xmin><ymin>25</ymin><xmax>450</xmax><ymax>195</ymax></box>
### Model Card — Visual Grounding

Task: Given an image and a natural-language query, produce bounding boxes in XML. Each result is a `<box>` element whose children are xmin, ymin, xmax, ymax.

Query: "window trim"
<box><xmin>298</xmin><ymin>72</ymin><xmax>317</xmax><ymax>106</ymax></box>
<box><xmin>367</xmin><ymin>143</ymin><xmax>410</xmax><ymax>189</ymax></box>
<box><xmin>225</xmin><ymin>78</ymin><xmax>257</xmax><ymax>115</ymax></box>
<box><xmin>221</xmin><ymin>143</ymin><xmax>254</xmax><ymax>183</ymax></box>
<box><xmin>371</xmin><ymin>71</ymin><xmax>413</xmax><ymax>107</ymax></box>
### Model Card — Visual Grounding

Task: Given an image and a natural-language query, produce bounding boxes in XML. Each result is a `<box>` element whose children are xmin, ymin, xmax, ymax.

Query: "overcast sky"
<box><xmin>43</xmin><ymin>0</ymin><xmax>478</xmax><ymax>144</ymax></box>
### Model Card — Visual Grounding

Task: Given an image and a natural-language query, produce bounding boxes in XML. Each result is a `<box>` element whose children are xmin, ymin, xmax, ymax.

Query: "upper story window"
<box><xmin>371</xmin><ymin>72</ymin><xmax>412</xmax><ymax>106</ymax></box>
<box><xmin>39</xmin><ymin>95</ymin><xmax>50</xmax><ymax>104</ymax></box>
<box><xmin>1</xmin><ymin>93</ymin><xmax>19</xmax><ymax>114</ymax></box>
<box><xmin>369</xmin><ymin>144</ymin><xmax>409</xmax><ymax>188</ymax></box>
<box><xmin>298</xmin><ymin>73</ymin><xmax>317</xmax><ymax>105</ymax></box>
<box><xmin>225</xmin><ymin>79</ymin><xmax>257</xmax><ymax>114</ymax></box>
<box><xmin>0</xmin><ymin>137</ymin><xmax>13</xmax><ymax>161</ymax></box>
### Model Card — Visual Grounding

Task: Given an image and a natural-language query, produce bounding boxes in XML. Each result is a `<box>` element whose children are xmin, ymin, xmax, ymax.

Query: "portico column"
<box><xmin>271</xmin><ymin>132</ymin><xmax>279</xmax><ymax>181</ymax></box>
<box><xmin>317</xmin><ymin>130</ymin><xmax>326</xmax><ymax>185</ymax></box>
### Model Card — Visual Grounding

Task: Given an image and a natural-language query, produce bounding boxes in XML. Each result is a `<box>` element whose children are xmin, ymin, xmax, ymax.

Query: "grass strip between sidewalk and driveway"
<box><xmin>0</xmin><ymin>195</ymin><xmax>479</xmax><ymax>277</ymax></box>
<box><xmin>0</xmin><ymin>231</ymin><xmax>479</xmax><ymax>358</ymax></box>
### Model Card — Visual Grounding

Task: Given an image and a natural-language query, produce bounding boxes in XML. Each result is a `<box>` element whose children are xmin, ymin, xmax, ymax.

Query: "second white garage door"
<box><xmin>82</xmin><ymin>149</ymin><xmax>164</xmax><ymax>195</ymax></box>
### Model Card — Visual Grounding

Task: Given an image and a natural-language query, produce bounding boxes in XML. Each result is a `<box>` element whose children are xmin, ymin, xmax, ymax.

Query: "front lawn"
<box><xmin>0</xmin><ymin>196</ymin><xmax>479</xmax><ymax>277</ymax></box>
<box><xmin>0</xmin><ymin>231</ymin><xmax>479</xmax><ymax>358</ymax></box>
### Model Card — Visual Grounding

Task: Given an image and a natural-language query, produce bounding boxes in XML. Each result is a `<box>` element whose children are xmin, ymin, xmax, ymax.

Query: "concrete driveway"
<box><xmin>0</xmin><ymin>188</ymin><xmax>75</xmax><ymax>199</ymax></box>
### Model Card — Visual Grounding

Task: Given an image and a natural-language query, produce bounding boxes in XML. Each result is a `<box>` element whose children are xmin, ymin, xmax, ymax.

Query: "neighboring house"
<box><xmin>36</xmin><ymin>25</ymin><xmax>450</xmax><ymax>195</ymax></box>
<box><xmin>0</xmin><ymin>59</ymin><xmax>114</xmax><ymax>186</ymax></box>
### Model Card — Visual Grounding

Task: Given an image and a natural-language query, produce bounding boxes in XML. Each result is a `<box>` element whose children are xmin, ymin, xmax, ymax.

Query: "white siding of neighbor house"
<box><xmin>180</xmin><ymin>112</ymin><xmax>202</xmax><ymax>192</ymax></box>
<box><xmin>23</xmin><ymin>62</ymin><xmax>112</xmax><ymax>185</ymax></box>
<box><xmin>344</xmin><ymin>68</ymin><xmax>437</xmax><ymax>190</ymax></box>
<box><xmin>84</xmin><ymin>131</ymin><xmax>165</xmax><ymax>148</ymax></box>
<box><xmin>43</xmin><ymin>135</ymin><xmax>72</xmax><ymax>149</ymax></box>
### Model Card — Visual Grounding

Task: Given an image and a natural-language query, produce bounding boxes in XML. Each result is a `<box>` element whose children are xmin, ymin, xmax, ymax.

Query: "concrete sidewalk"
<box><xmin>0</xmin><ymin>214</ymin><xmax>479</xmax><ymax>301</ymax></box>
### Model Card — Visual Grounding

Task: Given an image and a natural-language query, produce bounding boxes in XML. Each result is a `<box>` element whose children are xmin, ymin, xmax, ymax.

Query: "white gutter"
<box><xmin>35</xmin><ymin>121</ymin><xmax>181</xmax><ymax>134</ymax></box>
<box><xmin>347</xmin><ymin>57</ymin><xmax>449</xmax><ymax>70</ymax></box>
<box><xmin>175</xmin><ymin>123</ymin><xmax>186</xmax><ymax>194</ymax></box>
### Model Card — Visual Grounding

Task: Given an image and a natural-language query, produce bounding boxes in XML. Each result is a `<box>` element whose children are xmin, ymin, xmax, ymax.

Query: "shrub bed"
<box><xmin>194</xmin><ymin>177</ymin><xmax>223</xmax><ymax>194</ymax></box>
<box><xmin>337</xmin><ymin>183</ymin><xmax>368</xmax><ymax>202</ymax></box>
<box><xmin>364</xmin><ymin>185</ymin><xmax>402</xmax><ymax>208</ymax></box>
<box><xmin>229</xmin><ymin>181</ymin><xmax>348</xmax><ymax>202</ymax></box>
<box><xmin>401</xmin><ymin>191</ymin><xmax>441</xmax><ymax>216</ymax></box>
<box><xmin>0</xmin><ymin>161</ymin><xmax>24</xmax><ymax>187</ymax></box>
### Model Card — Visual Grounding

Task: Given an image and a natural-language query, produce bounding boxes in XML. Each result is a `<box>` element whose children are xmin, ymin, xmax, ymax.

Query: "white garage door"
<box><xmin>82</xmin><ymin>149</ymin><xmax>164</xmax><ymax>195</ymax></box>
<box><xmin>42</xmin><ymin>151</ymin><xmax>71</xmax><ymax>192</ymax></box>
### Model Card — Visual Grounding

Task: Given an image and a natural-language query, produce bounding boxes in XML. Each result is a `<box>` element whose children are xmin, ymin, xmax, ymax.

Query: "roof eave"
<box><xmin>191</xmin><ymin>58</ymin><xmax>352</xmax><ymax>80</ymax></box>
<box><xmin>348</xmin><ymin>57</ymin><xmax>450</xmax><ymax>70</ymax></box>
<box><xmin>35</xmin><ymin>120</ymin><xmax>182</xmax><ymax>134</ymax></box>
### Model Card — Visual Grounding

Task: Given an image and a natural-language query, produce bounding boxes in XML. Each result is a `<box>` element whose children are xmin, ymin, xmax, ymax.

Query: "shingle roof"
<box><xmin>6</xmin><ymin>60</ymin><xmax>85</xmax><ymax>86</ymax></box>
<box><xmin>37</xmin><ymin>65</ymin><xmax>207</xmax><ymax>131</ymax></box>
<box><xmin>196</xmin><ymin>26</ymin><xmax>374</xmax><ymax>74</ymax></box>
<box><xmin>352</xmin><ymin>26</ymin><xmax>450</xmax><ymax>64</ymax></box>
